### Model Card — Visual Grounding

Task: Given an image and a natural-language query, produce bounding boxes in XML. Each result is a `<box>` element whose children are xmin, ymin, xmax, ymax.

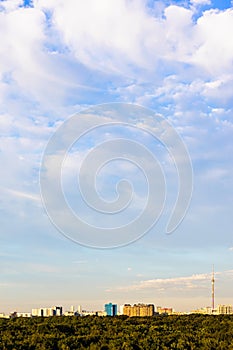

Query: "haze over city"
<box><xmin>1</xmin><ymin>0</ymin><xmax>233</xmax><ymax>315</ymax></box>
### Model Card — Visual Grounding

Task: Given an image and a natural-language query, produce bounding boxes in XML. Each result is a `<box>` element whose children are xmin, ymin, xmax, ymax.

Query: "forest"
<box><xmin>0</xmin><ymin>314</ymin><xmax>233</xmax><ymax>349</ymax></box>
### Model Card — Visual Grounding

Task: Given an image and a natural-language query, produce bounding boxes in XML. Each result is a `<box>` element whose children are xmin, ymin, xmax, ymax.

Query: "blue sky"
<box><xmin>1</xmin><ymin>0</ymin><xmax>233</xmax><ymax>313</ymax></box>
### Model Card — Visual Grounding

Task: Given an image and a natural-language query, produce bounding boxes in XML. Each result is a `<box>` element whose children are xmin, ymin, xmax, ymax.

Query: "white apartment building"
<box><xmin>32</xmin><ymin>306</ymin><xmax>62</xmax><ymax>317</ymax></box>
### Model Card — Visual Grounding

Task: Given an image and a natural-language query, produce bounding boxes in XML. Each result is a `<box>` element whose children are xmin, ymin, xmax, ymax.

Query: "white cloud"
<box><xmin>117</xmin><ymin>270</ymin><xmax>233</xmax><ymax>293</ymax></box>
<box><xmin>0</xmin><ymin>6</ymin><xmax>46</xmax><ymax>89</ymax></box>
<box><xmin>0</xmin><ymin>3</ymin><xmax>92</xmax><ymax>109</ymax></box>
<box><xmin>199</xmin><ymin>167</ymin><xmax>229</xmax><ymax>182</ymax></box>
<box><xmin>29</xmin><ymin>1</ymin><xmax>233</xmax><ymax>81</ymax></box>
<box><xmin>36</xmin><ymin>0</ymin><xmax>164</xmax><ymax>73</ymax></box>
<box><xmin>3</xmin><ymin>188</ymin><xmax>40</xmax><ymax>202</ymax></box>
<box><xmin>0</xmin><ymin>0</ymin><xmax>24</xmax><ymax>13</ymax></box>
<box><xmin>192</xmin><ymin>9</ymin><xmax>233</xmax><ymax>75</ymax></box>
<box><xmin>0</xmin><ymin>0</ymin><xmax>232</xmax><ymax>112</ymax></box>
<box><xmin>191</xmin><ymin>0</ymin><xmax>211</xmax><ymax>5</ymax></box>
<box><xmin>118</xmin><ymin>273</ymin><xmax>211</xmax><ymax>292</ymax></box>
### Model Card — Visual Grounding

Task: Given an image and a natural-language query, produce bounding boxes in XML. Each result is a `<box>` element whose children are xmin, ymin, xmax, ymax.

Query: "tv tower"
<box><xmin>211</xmin><ymin>265</ymin><xmax>215</xmax><ymax>312</ymax></box>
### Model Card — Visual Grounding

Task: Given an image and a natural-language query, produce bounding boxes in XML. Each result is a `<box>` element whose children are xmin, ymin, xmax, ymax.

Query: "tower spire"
<box><xmin>212</xmin><ymin>264</ymin><xmax>215</xmax><ymax>313</ymax></box>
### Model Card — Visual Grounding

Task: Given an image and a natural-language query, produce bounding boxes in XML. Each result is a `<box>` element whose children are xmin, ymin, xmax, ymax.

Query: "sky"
<box><xmin>1</xmin><ymin>0</ymin><xmax>233</xmax><ymax>314</ymax></box>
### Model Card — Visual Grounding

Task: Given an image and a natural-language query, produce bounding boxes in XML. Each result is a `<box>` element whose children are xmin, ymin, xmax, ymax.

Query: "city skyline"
<box><xmin>1</xmin><ymin>0</ymin><xmax>233</xmax><ymax>314</ymax></box>
<box><xmin>2</xmin><ymin>298</ymin><xmax>233</xmax><ymax>317</ymax></box>
<box><xmin>1</xmin><ymin>265</ymin><xmax>232</xmax><ymax>314</ymax></box>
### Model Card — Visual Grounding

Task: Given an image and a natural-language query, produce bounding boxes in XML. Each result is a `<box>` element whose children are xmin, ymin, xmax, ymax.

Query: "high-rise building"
<box><xmin>123</xmin><ymin>303</ymin><xmax>154</xmax><ymax>317</ymax></box>
<box><xmin>119</xmin><ymin>305</ymin><xmax>124</xmax><ymax>315</ymax></box>
<box><xmin>217</xmin><ymin>305</ymin><xmax>233</xmax><ymax>315</ymax></box>
<box><xmin>123</xmin><ymin>304</ymin><xmax>131</xmax><ymax>316</ymax></box>
<box><xmin>77</xmin><ymin>305</ymin><xmax>82</xmax><ymax>315</ymax></box>
<box><xmin>32</xmin><ymin>306</ymin><xmax>62</xmax><ymax>317</ymax></box>
<box><xmin>105</xmin><ymin>302</ymin><xmax>117</xmax><ymax>316</ymax></box>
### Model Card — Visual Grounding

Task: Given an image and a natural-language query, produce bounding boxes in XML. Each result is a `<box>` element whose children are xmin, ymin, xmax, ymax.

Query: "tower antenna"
<box><xmin>212</xmin><ymin>264</ymin><xmax>215</xmax><ymax>313</ymax></box>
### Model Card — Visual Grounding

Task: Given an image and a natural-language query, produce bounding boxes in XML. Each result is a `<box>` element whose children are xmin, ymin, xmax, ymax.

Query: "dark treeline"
<box><xmin>0</xmin><ymin>314</ymin><xmax>233</xmax><ymax>349</ymax></box>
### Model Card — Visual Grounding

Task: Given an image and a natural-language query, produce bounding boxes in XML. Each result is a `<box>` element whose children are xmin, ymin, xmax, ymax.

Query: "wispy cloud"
<box><xmin>116</xmin><ymin>270</ymin><xmax>233</xmax><ymax>293</ymax></box>
<box><xmin>4</xmin><ymin>188</ymin><xmax>40</xmax><ymax>202</ymax></box>
<box><xmin>117</xmin><ymin>273</ymin><xmax>210</xmax><ymax>292</ymax></box>
<box><xmin>191</xmin><ymin>0</ymin><xmax>211</xmax><ymax>5</ymax></box>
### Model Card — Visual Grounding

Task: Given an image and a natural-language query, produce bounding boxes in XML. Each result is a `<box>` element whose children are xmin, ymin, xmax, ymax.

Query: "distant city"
<box><xmin>1</xmin><ymin>266</ymin><xmax>232</xmax><ymax>319</ymax></box>
<box><xmin>1</xmin><ymin>302</ymin><xmax>233</xmax><ymax>319</ymax></box>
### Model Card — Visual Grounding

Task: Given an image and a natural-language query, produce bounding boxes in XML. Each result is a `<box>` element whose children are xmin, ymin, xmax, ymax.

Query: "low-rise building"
<box><xmin>96</xmin><ymin>311</ymin><xmax>107</xmax><ymax>316</ymax></box>
<box><xmin>17</xmin><ymin>312</ymin><xmax>31</xmax><ymax>318</ymax></box>
<box><xmin>156</xmin><ymin>306</ymin><xmax>173</xmax><ymax>315</ymax></box>
<box><xmin>190</xmin><ymin>307</ymin><xmax>212</xmax><ymax>315</ymax></box>
<box><xmin>81</xmin><ymin>310</ymin><xmax>97</xmax><ymax>316</ymax></box>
